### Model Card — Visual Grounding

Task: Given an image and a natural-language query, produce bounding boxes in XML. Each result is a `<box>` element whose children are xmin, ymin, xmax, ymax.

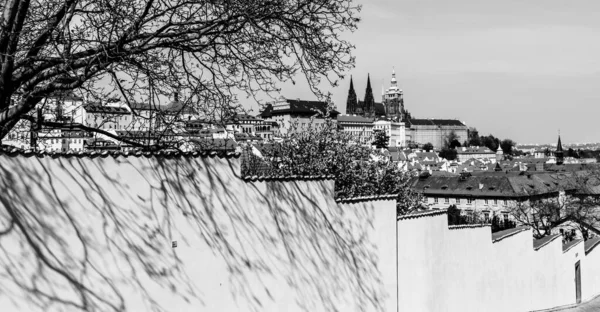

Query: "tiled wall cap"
<box><xmin>0</xmin><ymin>148</ymin><xmax>242</xmax><ymax>159</ymax></box>
<box><xmin>448</xmin><ymin>224</ymin><xmax>491</xmax><ymax>230</ymax></box>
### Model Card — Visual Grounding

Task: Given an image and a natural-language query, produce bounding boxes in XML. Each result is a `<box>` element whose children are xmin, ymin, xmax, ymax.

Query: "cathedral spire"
<box><xmin>363</xmin><ymin>74</ymin><xmax>375</xmax><ymax>117</ymax></box>
<box><xmin>346</xmin><ymin>76</ymin><xmax>357</xmax><ymax>115</ymax></box>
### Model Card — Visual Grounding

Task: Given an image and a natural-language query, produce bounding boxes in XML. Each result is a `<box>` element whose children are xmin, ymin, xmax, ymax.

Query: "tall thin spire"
<box><xmin>346</xmin><ymin>75</ymin><xmax>357</xmax><ymax>115</ymax></box>
<box><xmin>363</xmin><ymin>73</ymin><xmax>375</xmax><ymax>116</ymax></box>
<box><xmin>556</xmin><ymin>132</ymin><xmax>564</xmax><ymax>165</ymax></box>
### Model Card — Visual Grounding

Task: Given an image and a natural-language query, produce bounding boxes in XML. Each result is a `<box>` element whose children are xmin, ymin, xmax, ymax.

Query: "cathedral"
<box><xmin>345</xmin><ymin>69</ymin><xmax>468</xmax><ymax>150</ymax></box>
<box><xmin>346</xmin><ymin>69</ymin><xmax>410</xmax><ymax>121</ymax></box>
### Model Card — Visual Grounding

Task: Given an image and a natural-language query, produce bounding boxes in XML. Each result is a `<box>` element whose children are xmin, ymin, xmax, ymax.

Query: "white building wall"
<box><xmin>0</xmin><ymin>154</ymin><xmax>396</xmax><ymax>312</ymax></box>
<box><xmin>398</xmin><ymin>212</ymin><xmax>600</xmax><ymax>312</ymax></box>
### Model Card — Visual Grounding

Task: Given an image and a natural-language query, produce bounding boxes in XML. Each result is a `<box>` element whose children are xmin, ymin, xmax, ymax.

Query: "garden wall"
<box><xmin>0</xmin><ymin>152</ymin><xmax>397</xmax><ymax>312</ymax></box>
<box><xmin>398</xmin><ymin>211</ymin><xmax>600</xmax><ymax>312</ymax></box>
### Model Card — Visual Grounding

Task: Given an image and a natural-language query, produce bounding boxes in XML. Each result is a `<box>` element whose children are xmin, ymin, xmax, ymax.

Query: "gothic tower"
<box><xmin>346</xmin><ymin>76</ymin><xmax>358</xmax><ymax>114</ymax></box>
<box><xmin>555</xmin><ymin>133</ymin><xmax>564</xmax><ymax>165</ymax></box>
<box><xmin>363</xmin><ymin>74</ymin><xmax>375</xmax><ymax>117</ymax></box>
<box><xmin>383</xmin><ymin>68</ymin><xmax>404</xmax><ymax>120</ymax></box>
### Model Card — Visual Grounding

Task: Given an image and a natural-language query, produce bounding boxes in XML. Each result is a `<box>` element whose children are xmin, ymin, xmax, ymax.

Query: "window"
<box><xmin>494</xmin><ymin>199</ymin><xmax>498</xmax><ymax>206</ymax></box>
<box><xmin>503</xmin><ymin>213</ymin><xmax>509</xmax><ymax>224</ymax></box>
<box><xmin>503</xmin><ymin>199</ymin><xmax>508</xmax><ymax>206</ymax></box>
<box><xmin>456</xmin><ymin>198</ymin><xmax>461</xmax><ymax>204</ymax></box>
<box><xmin>484</xmin><ymin>199</ymin><xmax>489</xmax><ymax>205</ymax></box>
<box><xmin>434</xmin><ymin>197</ymin><xmax>439</xmax><ymax>204</ymax></box>
<box><xmin>484</xmin><ymin>212</ymin><xmax>490</xmax><ymax>223</ymax></box>
<box><xmin>467</xmin><ymin>198</ymin><xmax>473</xmax><ymax>205</ymax></box>
<box><xmin>445</xmin><ymin>198</ymin><xmax>449</xmax><ymax>204</ymax></box>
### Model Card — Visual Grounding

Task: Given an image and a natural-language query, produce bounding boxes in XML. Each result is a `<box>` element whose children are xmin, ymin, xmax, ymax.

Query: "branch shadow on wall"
<box><xmin>0</xmin><ymin>154</ymin><xmax>386</xmax><ymax>312</ymax></box>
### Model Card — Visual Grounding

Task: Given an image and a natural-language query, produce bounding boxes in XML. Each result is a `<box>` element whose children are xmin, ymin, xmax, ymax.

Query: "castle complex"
<box><xmin>345</xmin><ymin>69</ymin><xmax>468</xmax><ymax>150</ymax></box>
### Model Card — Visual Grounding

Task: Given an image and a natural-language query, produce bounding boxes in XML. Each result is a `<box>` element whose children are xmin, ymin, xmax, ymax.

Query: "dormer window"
<box><xmin>441</xmin><ymin>185</ymin><xmax>448</xmax><ymax>190</ymax></box>
<box><xmin>466</xmin><ymin>186</ymin><xmax>473</xmax><ymax>190</ymax></box>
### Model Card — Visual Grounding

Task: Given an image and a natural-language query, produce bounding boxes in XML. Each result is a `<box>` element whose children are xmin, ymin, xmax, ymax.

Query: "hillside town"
<box><xmin>1</xmin><ymin>1</ymin><xmax>600</xmax><ymax>312</ymax></box>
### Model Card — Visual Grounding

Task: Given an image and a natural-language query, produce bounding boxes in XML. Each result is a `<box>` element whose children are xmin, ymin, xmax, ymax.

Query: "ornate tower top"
<box><xmin>391</xmin><ymin>67</ymin><xmax>397</xmax><ymax>86</ymax></box>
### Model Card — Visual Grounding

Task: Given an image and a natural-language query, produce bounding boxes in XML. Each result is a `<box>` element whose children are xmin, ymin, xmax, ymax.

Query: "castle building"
<box><xmin>345</xmin><ymin>69</ymin><xmax>468</xmax><ymax>150</ymax></box>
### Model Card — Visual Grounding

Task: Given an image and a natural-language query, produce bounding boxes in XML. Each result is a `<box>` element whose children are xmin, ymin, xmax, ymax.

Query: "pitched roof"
<box><xmin>411</xmin><ymin>172</ymin><xmax>578</xmax><ymax>198</ymax></box>
<box><xmin>260</xmin><ymin>99</ymin><xmax>339</xmax><ymax>118</ymax></box>
<box><xmin>190</xmin><ymin>138</ymin><xmax>238</xmax><ymax>151</ymax></box>
<box><xmin>374</xmin><ymin>102</ymin><xmax>386</xmax><ymax>116</ymax></box>
<box><xmin>456</xmin><ymin>146</ymin><xmax>495</xmax><ymax>154</ymax></box>
<box><xmin>337</xmin><ymin>115</ymin><xmax>374</xmax><ymax>123</ymax></box>
<box><xmin>408</xmin><ymin>119</ymin><xmax>466</xmax><ymax>126</ymax></box>
<box><xmin>83</xmin><ymin>104</ymin><xmax>130</xmax><ymax>115</ymax></box>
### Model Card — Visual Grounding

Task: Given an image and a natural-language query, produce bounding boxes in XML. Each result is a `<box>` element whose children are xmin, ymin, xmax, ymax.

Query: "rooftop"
<box><xmin>408</xmin><ymin>119</ymin><xmax>466</xmax><ymax>127</ymax></box>
<box><xmin>337</xmin><ymin>115</ymin><xmax>374</xmax><ymax>123</ymax></box>
<box><xmin>260</xmin><ymin>99</ymin><xmax>339</xmax><ymax>118</ymax></box>
<box><xmin>411</xmin><ymin>172</ymin><xmax>579</xmax><ymax>198</ymax></box>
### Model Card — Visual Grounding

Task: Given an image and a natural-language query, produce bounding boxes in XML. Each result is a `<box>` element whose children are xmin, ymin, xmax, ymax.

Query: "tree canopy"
<box><xmin>0</xmin><ymin>0</ymin><xmax>361</xmax><ymax>139</ymax></box>
<box><xmin>422</xmin><ymin>142</ymin><xmax>433</xmax><ymax>152</ymax></box>
<box><xmin>242</xmin><ymin>117</ymin><xmax>423</xmax><ymax>215</ymax></box>
<box><xmin>372</xmin><ymin>130</ymin><xmax>389</xmax><ymax>149</ymax></box>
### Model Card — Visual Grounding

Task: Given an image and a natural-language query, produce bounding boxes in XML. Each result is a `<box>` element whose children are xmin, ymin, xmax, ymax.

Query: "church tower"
<box><xmin>363</xmin><ymin>74</ymin><xmax>375</xmax><ymax>117</ymax></box>
<box><xmin>346</xmin><ymin>76</ymin><xmax>358</xmax><ymax>114</ymax></box>
<box><xmin>383</xmin><ymin>68</ymin><xmax>404</xmax><ymax>120</ymax></box>
<box><xmin>555</xmin><ymin>133</ymin><xmax>564</xmax><ymax>165</ymax></box>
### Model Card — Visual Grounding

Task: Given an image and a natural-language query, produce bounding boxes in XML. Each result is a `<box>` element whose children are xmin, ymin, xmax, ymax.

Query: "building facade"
<box><xmin>260</xmin><ymin>96</ymin><xmax>338</xmax><ymax>135</ymax></box>
<box><xmin>406</xmin><ymin>119</ymin><xmax>468</xmax><ymax>150</ymax></box>
<box><xmin>337</xmin><ymin>115</ymin><xmax>375</xmax><ymax>144</ymax></box>
<box><xmin>373</xmin><ymin>119</ymin><xmax>406</xmax><ymax>147</ymax></box>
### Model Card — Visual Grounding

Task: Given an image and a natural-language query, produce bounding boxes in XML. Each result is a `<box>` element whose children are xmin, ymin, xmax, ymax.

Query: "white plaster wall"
<box><xmin>0</xmin><ymin>154</ymin><xmax>396</xmax><ymax>312</ymax></box>
<box><xmin>398</xmin><ymin>213</ymin><xmax>600</xmax><ymax>312</ymax></box>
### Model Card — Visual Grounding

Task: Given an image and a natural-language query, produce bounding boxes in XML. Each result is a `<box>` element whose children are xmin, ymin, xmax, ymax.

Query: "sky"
<box><xmin>250</xmin><ymin>0</ymin><xmax>600</xmax><ymax>145</ymax></box>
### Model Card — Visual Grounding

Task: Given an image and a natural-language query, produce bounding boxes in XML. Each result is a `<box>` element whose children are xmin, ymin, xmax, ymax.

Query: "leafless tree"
<box><xmin>0</xmin><ymin>0</ymin><xmax>360</xmax><ymax>140</ymax></box>
<box><xmin>508</xmin><ymin>169</ymin><xmax>600</xmax><ymax>240</ymax></box>
<box><xmin>508</xmin><ymin>197</ymin><xmax>562</xmax><ymax>239</ymax></box>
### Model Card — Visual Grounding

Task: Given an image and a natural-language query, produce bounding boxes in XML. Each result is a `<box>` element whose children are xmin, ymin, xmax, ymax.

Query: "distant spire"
<box><xmin>556</xmin><ymin>132</ymin><xmax>564</xmax><ymax>165</ymax></box>
<box><xmin>363</xmin><ymin>74</ymin><xmax>375</xmax><ymax>116</ymax></box>
<box><xmin>557</xmin><ymin>134</ymin><xmax>563</xmax><ymax>152</ymax></box>
<box><xmin>346</xmin><ymin>75</ymin><xmax>357</xmax><ymax>115</ymax></box>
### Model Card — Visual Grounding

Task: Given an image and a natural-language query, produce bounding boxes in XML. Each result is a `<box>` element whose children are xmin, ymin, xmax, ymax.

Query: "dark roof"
<box><xmin>260</xmin><ymin>99</ymin><xmax>339</xmax><ymax>118</ymax></box>
<box><xmin>456</xmin><ymin>147</ymin><xmax>495</xmax><ymax>154</ymax></box>
<box><xmin>337</xmin><ymin>115</ymin><xmax>374</xmax><ymax>123</ymax></box>
<box><xmin>411</xmin><ymin>172</ymin><xmax>578</xmax><ymax>198</ymax></box>
<box><xmin>190</xmin><ymin>138</ymin><xmax>238</xmax><ymax>151</ymax></box>
<box><xmin>408</xmin><ymin>119</ymin><xmax>466</xmax><ymax>127</ymax></box>
<box><xmin>84</xmin><ymin>104</ymin><xmax>130</xmax><ymax>115</ymax></box>
<box><xmin>374</xmin><ymin>102</ymin><xmax>386</xmax><ymax>116</ymax></box>
<box><xmin>228</xmin><ymin>114</ymin><xmax>263</xmax><ymax>123</ymax></box>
